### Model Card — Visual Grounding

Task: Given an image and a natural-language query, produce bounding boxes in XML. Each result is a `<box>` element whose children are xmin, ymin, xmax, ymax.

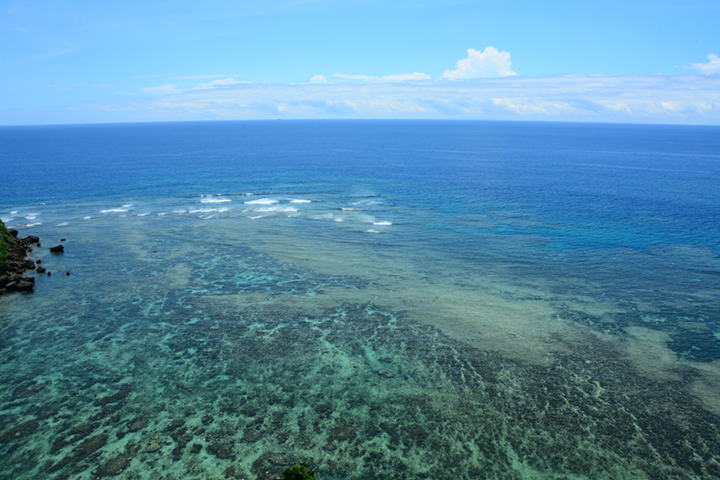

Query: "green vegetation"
<box><xmin>0</xmin><ymin>219</ymin><xmax>13</xmax><ymax>269</ymax></box>
<box><xmin>283</xmin><ymin>463</ymin><xmax>316</xmax><ymax>480</ymax></box>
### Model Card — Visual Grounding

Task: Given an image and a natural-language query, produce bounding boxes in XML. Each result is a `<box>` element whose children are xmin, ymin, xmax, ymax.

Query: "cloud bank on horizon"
<box><xmin>6</xmin><ymin>45</ymin><xmax>720</xmax><ymax>125</ymax></box>
<box><xmin>73</xmin><ymin>47</ymin><xmax>720</xmax><ymax>125</ymax></box>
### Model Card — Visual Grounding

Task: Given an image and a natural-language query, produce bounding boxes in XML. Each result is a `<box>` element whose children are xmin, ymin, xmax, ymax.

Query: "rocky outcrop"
<box><xmin>0</xmin><ymin>219</ymin><xmax>41</xmax><ymax>294</ymax></box>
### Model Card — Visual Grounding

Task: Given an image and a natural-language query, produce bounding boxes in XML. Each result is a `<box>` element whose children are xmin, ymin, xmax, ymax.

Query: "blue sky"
<box><xmin>2</xmin><ymin>0</ymin><xmax>719</xmax><ymax>125</ymax></box>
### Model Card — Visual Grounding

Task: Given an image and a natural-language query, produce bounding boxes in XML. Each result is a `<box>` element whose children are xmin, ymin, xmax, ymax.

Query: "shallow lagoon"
<box><xmin>1</xmin><ymin>121</ymin><xmax>720</xmax><ymax>479</ymax></box>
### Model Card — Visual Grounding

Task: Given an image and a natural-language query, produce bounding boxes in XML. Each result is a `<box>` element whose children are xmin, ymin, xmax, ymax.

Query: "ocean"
<box><xmin>1</xmin><ymin>120</ymin><xmax>719</xmax><ymax>479</ymax></box>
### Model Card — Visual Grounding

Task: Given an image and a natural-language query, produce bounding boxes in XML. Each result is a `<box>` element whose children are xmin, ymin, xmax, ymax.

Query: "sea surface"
<box><xmin>1</xmin><ymin>120</ymin><xmax>720</xmax><ymax>480</ymax></box>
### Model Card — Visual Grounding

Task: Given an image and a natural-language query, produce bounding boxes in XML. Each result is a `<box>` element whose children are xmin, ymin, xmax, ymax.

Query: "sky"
<box><xmin>1</xmin><ymin>0</ymin><xmax>719</xmax><ymax>125</ymax></box>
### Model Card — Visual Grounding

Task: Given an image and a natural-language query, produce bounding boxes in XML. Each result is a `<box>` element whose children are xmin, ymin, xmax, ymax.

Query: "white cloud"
<box><xmin>309</xmin><ymin>75</ymin><xmax>328</xmax><ymax>83</ymax></box>
<box><xmin>195</xmin><ymin>78</ymin><xmax>244</xmax><ymax>89</ymax></box>
<box><xmin>333</xmin><ymin>72</ymin><xmax>431</xmax><ymax>83</ymax></box>
<box><xmin>442</xmin><ymin>47</ymin><xmax>517</xmax><ymax>79</ymax></box>
<box><xmin>104</xmin><ymin>74</ymin><xmax>720</xmax><ymax>125</ymax></box>
<box><xmin>141</xmin><ymin>84</ymin><xmax>181</xmax><ymax>95</ymax></box>
<box><xmin>689</xmin><ymin>54</ymin><xmax>720</xmax><ymax>75</ymax></box>
<box><xmin>141</xmin><ymin>78</ymin><xmax>247</xmax><ymax>95</ymax></box>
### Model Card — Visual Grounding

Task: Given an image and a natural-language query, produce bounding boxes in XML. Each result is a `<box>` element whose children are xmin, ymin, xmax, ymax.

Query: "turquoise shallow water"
<box><xmin>1</xmin><ymin>121</ymin><xmax>720</xmax><ymax>479</ymax></box>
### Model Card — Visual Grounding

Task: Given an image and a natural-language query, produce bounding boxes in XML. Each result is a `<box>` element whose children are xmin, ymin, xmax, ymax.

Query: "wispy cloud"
<box><xmin>333</xmin><ymin>72</ymin><xmax>432</xmax><ymax>83</ymax></box>
<box><xmin>688</xmin><ymin>54</ymin><xmax>720</xmax><ymax>75</ymax></box>
<box><xmin>175</xmin><ymin>74</ymin><xmax>247</xmax><ymax>80</ymax></box>
<box><xmin>194</xmin><ymin>77</ymin><xmax>247</xmax><ymax>89</ymax></box>
<box><xmin>141</xmin><ymin>83</ymin><xmax>182</xmax><ymax>95</ymax></box>
<box><xmin>309</xmin><ymin>75</ymin><xmax>328</xmax><ymax>84</ymax></box>
<box><xmin>141</xmin><ymin>77</ymin><xmax>247</xmax><ymax>95</ymax></box>
<box><xmin>443</xmin><ymin>47</ymin><xmax>517</xmax><ymax>79</ymax></box>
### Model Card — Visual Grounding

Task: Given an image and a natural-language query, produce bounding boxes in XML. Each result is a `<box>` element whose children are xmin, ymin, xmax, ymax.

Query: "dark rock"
<box><xmin>12</xmin><ymin>381</ymin><xmax>45</xmax><ymax>399</ymax></box>
<box><xmin>201</xmin><ymin>415</ymin><xmax>214</xmax><ymax>425</ymax></box>
<box><xmin>96</xmin><ymin>385</ymin><xmax>131</xmax><ymax>406</ymax></box>
<box><xmin>69</xmin><ymin>423</ymin><xmax>99</xmax><ymax>440</ymax></box>
<box><xmin>126</xmin><ymin>417</ymin><xmax>148</xmax><ymax>432</ymax></box>
<box><xmin>408</xmin><ymin>426</ymin><xmax>428</xmax><ymax>445</ymax></box>
<box><xmin>72</xmin><ymin>433</ymin><xmax>108</xmax><ymax>458</ymax></box>
<box><xmin>61</xmin><ymin>238</ymin><xmax>66</xmax><ymax>242</ymax></box>
<box><xmin>314</xmin><ymin>405</ymin><xmax>333</xmax><ymax>418</ymax></box>
<box><xmin>16</xmin><ymin>281</ymin><xmax>33</xmax><ymax>291</ymax></box>
<box><xmin>171</xmin><ymin>433</ymin><xmax>193</xmax><ymax>460</ymax></box>
<box><xmin>92</xmin><ymin>453</ymin><xmax>130</xmax><ymax>477</ymax></box>
<box><xmin>48</xmin><ymin>271</ymin><xmax>51</xmax><ymax>276</ymax></box>
<box><xmin>189</xmin><ymin>443</ymin><xmax>202</xmax><ymax>454</ymax></box>
<box><xmin>0</xmin><ymin>420</ymin><xmax>39</xmax><ymax>442</ymax></box>
<box><xmin>23</xmin><ymin>236</ymin><xmax>40</xmax><ymax>244</ymax></box>
<box><xmin>21</xmin><ymin>275</ymin><xmax>35</xmax><ymax>284</ymax></box>
<box><xmin>163</xmin><ymin>419</ymin><xmax>185</xmax><ymax>432</ymax></box>
<box><xmin>329</xmin><ymin>423</ymin><xmax>356</xmax><ymax>442</ymax></box>
<box><xmin>252</xmin><ymin>452</ymin><xmax>293</xmax><ymax>480</ymax></box>
<box><xmin>47</xmin><ymin>455</ymin><xmax>76</xmax><ymax>473</ymax></box>
<box><xmin>36</xmin><ymin>259</ymin><xmax>41</xmax><ymax>264</ymax></box>
<box><xmin>20</xmin><ymin>259</ymin><xmax>35</xmax><ymax>270</ymax></box>
<box><xmin>37</xmin><ymin>266</ymin><xmax>46</xmax><ymax>273</ymax></box>
<box><xmin>50</xmin><ymin>245</ymin><xmax>64</xmax><ymax>253</ymax></box>
<box><xmin>51</xmin><ymin>436</ymin><xmax>72</xmax><ymax>454</ymax></box>
<box><xmin>4</xmin><ymin>281</ymin><xmax>18</xmax><ymax>291</ymax></box>
<box><xmin>66</xmin><ymin>271</ymin><xmax>70</xmax><ymax>276</ymax></box>
<box><xmin>90</xmin><ymin>401</ymin><xmax>126</xmax><ymax>421</ymax></box>
<box><xmin>207</xmin><ymin>443</ymin><xmax>235</xmax><ymax>460</ymax></box>
<box><xmin>241</xmin><ymin>427</ymin><xmax>263</xmax><ymax>442</ymax></box>
<box><xmin>8</xmin><ymin>229</ymin><xmax>18</xmax><ymax>238</ymax></box>
<box><xmin>36</xmin><ymin>405</ymin><xmax>59</xmax><ymax>420</ymax></box>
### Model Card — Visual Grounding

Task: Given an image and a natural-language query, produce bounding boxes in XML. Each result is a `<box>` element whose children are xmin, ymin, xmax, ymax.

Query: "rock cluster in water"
<box><xmin>0</xmin><ymin>222</ymin><xmax>42</xmax><ymax>294</ymax></box>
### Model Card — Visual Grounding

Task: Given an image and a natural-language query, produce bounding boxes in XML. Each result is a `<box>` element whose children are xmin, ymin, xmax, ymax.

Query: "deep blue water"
<box><xmin>1</xmin><ymin>120</ymin><xmax>720</xmax><ymax>479</ymax></box>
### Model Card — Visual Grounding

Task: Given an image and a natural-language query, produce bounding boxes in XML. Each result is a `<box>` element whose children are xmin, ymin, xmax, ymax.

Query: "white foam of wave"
<box><xmin>312</xmin><ymin>213</ymin><xmax>345</xmax><ymax>222</ymax></box>
<box><xmin>254</xmin><ymin>206</ymin><xmax>298</xmax><ymax>213</ymax></box>
<box><xmin>25</xmin><ymin>215</ymin><xmax>37</xmax><ymax>220</ymax></box>
<box><xmin>245</xmin><ymin>198</ymin><xmax>278</xmax><ymax>205</ymax></box>
<box><xmin>26</xmin><ymin>222</ymin><xmax>41</xmax><ymax>227</ymax></box>
<box><xmin>56</xmin><ymin>222</ymin><xmax>69</xmax><ymax>226</ymax></box>
<box><xmin>365</xmin><ymin>229</ymin><xmax>381</xmax><ymax>233</ymax></box>
<box><xmin>173</xmin><ymin>210</ymin><xmax>187</xmax><ymax>214</ymax></box>
<box><xmin>119</xmin><ymin>215</ymin><xmax>127</xmax><ymax>217</ymax></box>
<box><xmin>342</xmin><ymin>208</ymin><xmax>362</xmax><ymax>211</ymax></box>
<box><xmin>248</xmin><ymin>215</ymin><xmax>266</xmax><ymax>220</ymax></box>
<box><xmin>83</xmin><ymin>216</ymin><xmax>92</xmax><ymax>219</ymax></box>
<box><xmin>0</xmin><ymin>217</ymin><xmax>12</xmax><ymax>222</ymax></box>
<box><xmin>100</xmin><ymin>208</ymin><xmax>129</xmax><ymax>213</ymax></box>
<box><xmin>157</xmin><ymin>212</ymin><xmax>170</xmax><ymax>216</ymax></box>
<box><xmin>201</xmin><ymin>198</ymin><xmax>231</xmax><ymax>203</ymax></box>
<box><xmin>189</xmin><ymin>207</ymin><xmax>230</xmax><ymax>213</ymax></box>
<box><xmin>122</xmin><ymin>204</ymin><xmax>132</xmax><ymax>208</ymax></box>
<box><xmin>137</xmin><ymin>213</ymin><xmax>150</xmax><ymax>217</ymax></box>
<box><xmin>10</xmin><ymin>211</ymin><xmax>17</xmax><ymax>214</ymax></box>
<box><xmin>291</xmin><ymin>199</ymin><xmax>311</xmax><ymax>203</ymax></box>
<box><xmin>373</xmin><ymin>221</ymin><xmax>392</xmax><ymax>226</ymax></box>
